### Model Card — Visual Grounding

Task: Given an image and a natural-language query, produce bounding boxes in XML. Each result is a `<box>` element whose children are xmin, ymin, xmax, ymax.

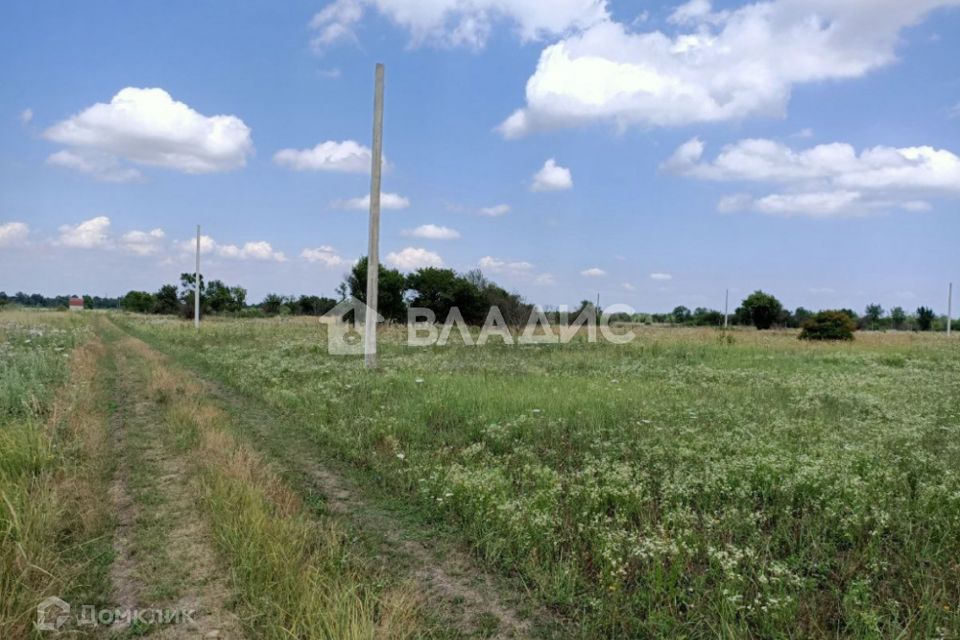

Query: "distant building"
<box><xmin>69</xmin><ymin>296</ymin><xmax>84</xmax><ymax>312</ymax></box>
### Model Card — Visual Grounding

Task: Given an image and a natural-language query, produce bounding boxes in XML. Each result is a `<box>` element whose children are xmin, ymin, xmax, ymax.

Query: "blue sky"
<box><xmin>1</xmin><ymin>0</ymin><xmax>958</xmax><ymax>313</ymax></box>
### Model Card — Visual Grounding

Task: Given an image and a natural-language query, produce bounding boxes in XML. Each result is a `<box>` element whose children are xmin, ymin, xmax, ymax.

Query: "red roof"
<box><xmin>69</xmin><ymin>297</ymin><xmax>84</xmax><ymax>307</ymax></box>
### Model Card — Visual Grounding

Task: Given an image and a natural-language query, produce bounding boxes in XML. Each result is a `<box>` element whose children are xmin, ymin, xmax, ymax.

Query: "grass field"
<box><xmin>3</xmin><ymin>310</ymin><xmax>959</xmax><ymax>638</ymax></box>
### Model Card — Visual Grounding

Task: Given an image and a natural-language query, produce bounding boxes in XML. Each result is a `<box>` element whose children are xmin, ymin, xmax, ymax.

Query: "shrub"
<box><xmin>799</xmin><ymin>310</ymin><xmax>856</xmax><ymax>341</ymax></box>
<box><xmin>739</xmin><ymin>290</ymin><xmax>783</xmax><ymax>330</ymax></box>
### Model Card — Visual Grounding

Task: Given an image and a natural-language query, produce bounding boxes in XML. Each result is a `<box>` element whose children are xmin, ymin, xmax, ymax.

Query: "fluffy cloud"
<box><xmin>385</xmin><ymin>246</ymin><xmax>443</xmax><ymax>270</ymax></box>
<box><xmin>580</xmin><ymin>267</ymin><xmax>606</xmax><ymax>277</ymax></box>
<box><xmin>178</xmin><ymin>235</ymin><xmax>286</xmax><ymax>261</ymax></box>
<box><xmin>310</xmin><ymin>0</ymin><xmax>364</xmax><ymax>50</ymax></box>
<box><xmin>479</xmin><ymin>204</ymin><xmax>510</xmax><ymax>217</ymax></box>
<box><xmin>531</xmin><ymin>158</ymin><xmax>573</xmax><ymax>192</ymax></box>
<box><xmin>44</xmin><ymin>88</ymin><xmax>252</xmax><ymax>176</ymax></box>
<box><xmin>649</xmin><ymin>272</ymin><xmax>673</xmax><ymax>281</ymax></box>
<box><xmin>57</xmin><ymin>216</ymin><xmax>111</xmax><ymax>249</ymax></box>
<box><xmin>334</xmin><ymin>192</ymin><xmax>410</xmax><ymax>210</ymax></box>
<box><xmin>120</xmin><ymin>228</ymin><xmax>166</xmax><ymax>255</ymax></box>
<box><xmin>301</xmin><ymin>245</ymin><xmax>347</xmax><ymax>267</ymax></box>
<box><xmin>20</xmin><ymin>109</ymin><xmax>33</xmax><ymax>125</ymax></box>
<box><xmin>273</xmin><ymin>140</ymin><xmax>381</xmax><ymax>173</ymax></box>
<box><xmin>666</xmin><ymin>137</ymin><xmax>960</xmax><ymax>217</ymax></box>
<box><xmin>403</xmin><ymin>224</ymin><xmax>460</xmax><ymax>239</ymax></box>
<box><xmin>310</xmin><ymin>0</ymin><xmax>608</xmax><ymax>50</ymax></box>
<box><xmin>47</xmin><ymin>149</ymin><xmax>142</xmax><ymax>183</ymax></box>
<box><xmin>479</xmin><ymin>256</ymin><xmax>534</xmax><ymax>273</ymax></box>
<box><xmin>499</xmin><ymin>0</ymin><xmax>959</xmax><ymax>137</ymax></box>
<box><xmin>0</xmin><ymin>222</ymin><xmax>29</xmax><ymax>247</ymax></box>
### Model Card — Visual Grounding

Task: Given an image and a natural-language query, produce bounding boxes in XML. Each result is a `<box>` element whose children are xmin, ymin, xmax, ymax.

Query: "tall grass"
<box><xmin>0</xmin><ymin>312</ymin><xmax>112</xmax><ymax>638</ymax></box>
<box><xmin>123</xmin><ymin>316</ymin><xmax>960</xmax><ymax>638</ymax></box>
<box><xmin>134</xmin><ymin>337</ymin><xmax>422</xmax><ymax>639</ymax></box>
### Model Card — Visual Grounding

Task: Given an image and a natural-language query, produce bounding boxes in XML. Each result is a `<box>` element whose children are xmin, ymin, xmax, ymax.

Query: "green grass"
<box><xmin>0</xmin><ymin>311</ymin><xmax>113</xmax><ymax>638</ymax></box>
<box><xmin>118</xmin><ymin>316</ymin><xmax>960</xmax><ymax>638</ymax></box>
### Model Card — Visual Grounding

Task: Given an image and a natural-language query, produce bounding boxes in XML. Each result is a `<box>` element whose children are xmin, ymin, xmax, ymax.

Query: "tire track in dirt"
<box><xmin>194</xmin><ymin>378</ymin><xmax>547</xmax><ymax>640</ymax></box>
<box><xmin>107</xmin><ymin>339</ymin><xmax>243</xmax><ymax>639</ymax></box>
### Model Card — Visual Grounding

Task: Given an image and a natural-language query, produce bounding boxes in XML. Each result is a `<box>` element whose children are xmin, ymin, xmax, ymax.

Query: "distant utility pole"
<box><xmin>723</xmin><ymin>288</ymin><xmax>729</xmax><ymax>329</ymax></box>
<box><xmin>948</xmin><ymin>282</ymin><xmax>953</xmax><ymax>337</ymax></box>
<box><xmin>364</xmin><ymin>63</ymin><xmax>385</xmax><ymax>369</ymax></box>
<box><xmin>194</xmin><ymin>225</ymin><xmax>201</xmax><ymax>329</ymax></box>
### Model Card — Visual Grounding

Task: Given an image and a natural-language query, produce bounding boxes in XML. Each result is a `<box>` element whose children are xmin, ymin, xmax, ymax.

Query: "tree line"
<box><xmin>0</xmin><ymin>292</ymin><xmax>120</xmax><ymax>309</ymax></box>
<box><xmin>658</xmin><ymin>290</ymin><xmax>949</xmax><ymax>332</ymax></box>
<box><xmin>1</xmin><ymin>280</ymin><xmax>951</xmax><ymax>333</ymax></box>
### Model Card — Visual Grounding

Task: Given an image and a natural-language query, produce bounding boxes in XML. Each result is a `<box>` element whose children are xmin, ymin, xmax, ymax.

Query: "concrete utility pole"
<box><xmin>948</xmin><ymin>282</ymin><xmax>953</xmax><ymax>337</ymax></box>
<box><xmin>364</xmin><ymin>63</ymin><xmax>385</xmax><ymax>369</ymax></box>
<box><xmin>723</xmin><ymin>288</ymin><xmax>729</xmax><ymax>329</ymax></box>
<box><xmin>194</xmin><ymin>225</ymin><xmax>201</xmax><ymax>329</ymax></box>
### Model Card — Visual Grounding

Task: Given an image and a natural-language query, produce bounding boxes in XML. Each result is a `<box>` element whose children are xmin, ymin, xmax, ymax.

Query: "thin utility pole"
<box><xmin>194</xmin><ymin>225</ymin><xmax>201</xmax><ymax>329</ymax></box>
<box><xmin>364</xmin><ymin>63</ymin><xmax>385</xmax><ymax>369</ymax></box>
<box><xmin>948</xmin><ymin>282</ymin><xmax>953</xmax><ymax>337</ymax></box>
<box><xmin>723</xmin><ymin>288</ymin><xmax>729</xmax><ymax>329</ymax></box>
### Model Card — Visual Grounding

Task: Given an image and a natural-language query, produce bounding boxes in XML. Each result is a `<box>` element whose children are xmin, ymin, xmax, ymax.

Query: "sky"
<box><xmin>1</xmin><ymin>0</ymin><xmax>958</xmax><ymax>313</ymax></box>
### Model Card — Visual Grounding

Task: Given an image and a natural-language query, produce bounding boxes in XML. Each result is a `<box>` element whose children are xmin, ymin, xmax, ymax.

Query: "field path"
<box><xmin>106</xmin><ymin>337</ymin><xmax>244</xmax><ymax>638</ymax></box>
<box><xmin>200</xmin><ymin>380</ymin><xmax>545</xmax><ymax>639</ymax></box>
<box><xmin>114</xmin><ymin>320</ymin><xmax>556</xmax><ymax>639</ymax></box>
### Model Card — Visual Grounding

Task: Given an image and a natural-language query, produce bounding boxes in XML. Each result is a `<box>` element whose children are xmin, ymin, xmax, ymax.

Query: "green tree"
<box><xmin>864</xmin><ymin>304</ymin><xmax>884</xmax><ymax>330</ymax></box>
<box><xmin>406</xmin><ymin>267</ymin><xmax>486</xmax><ymax>324</ymax></box>
<box><xmin>121</xmin><ymin>290</ymin><xmax>155</xmax><ymax>313</ymax></box>
<box><xmin>890</xmin><ymin>306</ymin><xmax>907</xmax><ymax>330</ymax></box>
<box><xmin>345</xmin><ymin>257</ymin><xmax>408</xmax><ymax>322</ymax></box>
<box><xmin>739</xmin><ymin>290</ymin><xmax>784</xmax><ymax>330</ymax></box>
<box><xmin>671</xmin><ymin>305</ymin><xmax>692</xmax><ymax>324</ymax></box>
<box><xmin>799</xmin><ymin>310</ymin><xmax>856</xmax><ymax>341</ymax></box>
<box><xmin>153</xmin><ymin>284</ymin><xmax>180</xmax><ymax>315</ymax></box>
<box><xmin>916</xmin><ymin>306</ymin><xmax>935</xmax><ymax>331</ymax></box>
<box><xmin>260</xmin><ymin>293</ymin><xmax>288</xmax><ymax>316</ymax></box>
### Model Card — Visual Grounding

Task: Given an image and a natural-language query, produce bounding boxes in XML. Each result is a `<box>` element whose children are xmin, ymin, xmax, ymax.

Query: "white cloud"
<box><xmin>403</xmin><ymin>224</ymin><xmax>460</xmax><ymax>239</ymax></box>
<box><xmin>580</xmin><ymin>267</ymin><xmax>605</xmax><ymax>277</ymax></box>
<box><xmin>385</xmin><ymin>246</ymin><xmax>443</xmax><ymax>270</ymax></box>
<box><xmin>301</xmin><ymin>246</ymin><xmax>347</xmax><ymax>267</ymax></box>
<box><xmin>334</xmin><ymin>192</ymin><xmax>410</xmax><ymax>210</ymax></box>
<box><xmin>120</xmin><ymin>228</ymin><xmax>165</xmax><ymax>255</ymax></box>
<box><xmin>57</xmin><ymin>216</ymin><xmax>112</xmax><ymax>249</ymax></box>
<box><xmin>531</xmin><ymin>158</ymin><xmax>573</xmax><ymax>191</ymax></box>
<box><xmin>273</xmin><ymin>140</ymin><xmax>380</xmax><ymax>173</ymax></box>
<box><xmin>218</xmin><ymin>241</ymin><xmax>286</xmax><ymax>262</ymax></box>
<box><xmin>310</xmin><ymin>0</ymin><xmax>608</xmax><ymax>50</ymax></box>
<box><xmin>47</xmin><ymin>149</ymin><xmax>142</xmax><ymax>183</ymax></box>
<box><xmin>479</xmin><ymin>203</ymin><xmax>510</xmax><ymax>217</ymax></box>
<box><xmin>667</xmin><ymin>137</ymin><xmax>960</xmax><ymax>217</ymax></box>
<box><xmin>44</xmin><ymin>88</ymin><xmax>252</xmax><ymax>176</ymax></box>
<box><xmin>0</xmin><ymin>222</ymin><xmax>29</xmax><ymax>247</ymax></box>
<box><xmin>310</xmin><ymin>0</ymin><xmax>364</xmax><ymax>50</ymax></box>
<box><xmin>177</xmin><ymin>235</ymin><xmax>286</xmax><ymax>261</ymax></box>
<box><xmin>499</xmin><ymin>1</ymin><xmax>958</xmax><ymax>137</ymax></box>
<box><xmin>649</xmin><ymin>272</ymin><xmax>672</xmax><ymax>281</ymax></box>
<box><xmin>479</xmin><ymin>256</ymin><xmax>534</xmax><ymax>273</ymax></box>
<box><xmin>534</xmin><ymin>273</ymin><xmax>556</xmax><ymax>285</ymax></box>
<box><xmin>20</xmin><ymin>108</ymin><xmax>33</xmax><ymax>125</ymax></box>
<box><xmin>621</xmin><ymin>282</ymin><xmax>636</xmax><ymax>291</ymax></box>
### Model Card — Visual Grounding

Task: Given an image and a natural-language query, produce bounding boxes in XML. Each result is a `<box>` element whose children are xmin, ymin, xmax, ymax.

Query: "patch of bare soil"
<box><xmin>200</xmin><ymin>382</ymin><xmax>540</xmax><ymax>639</ymax></box>
<box><xmin>108</xmin><ymin>342</ymin><xmax>243</xmax><ymax>639</ymax></box>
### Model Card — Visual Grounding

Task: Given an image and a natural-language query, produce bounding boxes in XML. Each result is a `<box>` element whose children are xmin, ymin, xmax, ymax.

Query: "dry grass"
<box><xmin>0</xmin><ymin>320</ymin><xmax>113</xmax><ymax>638</ymax></box>
<box><xmin>134</xmin><ymin>336</ymin><xmax>424</xmax><ymax>639</ymax></box>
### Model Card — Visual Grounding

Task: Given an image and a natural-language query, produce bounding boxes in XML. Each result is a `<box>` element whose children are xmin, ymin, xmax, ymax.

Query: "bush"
<box><xmin>799</xmin><ymin>311</ymin><xmax>856</xmax><ymax>341</ymax></box>
<box><xmin>739</xmin><ymin>290</ymin><xmax>783</xmax><ymax>330</ymax></box>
